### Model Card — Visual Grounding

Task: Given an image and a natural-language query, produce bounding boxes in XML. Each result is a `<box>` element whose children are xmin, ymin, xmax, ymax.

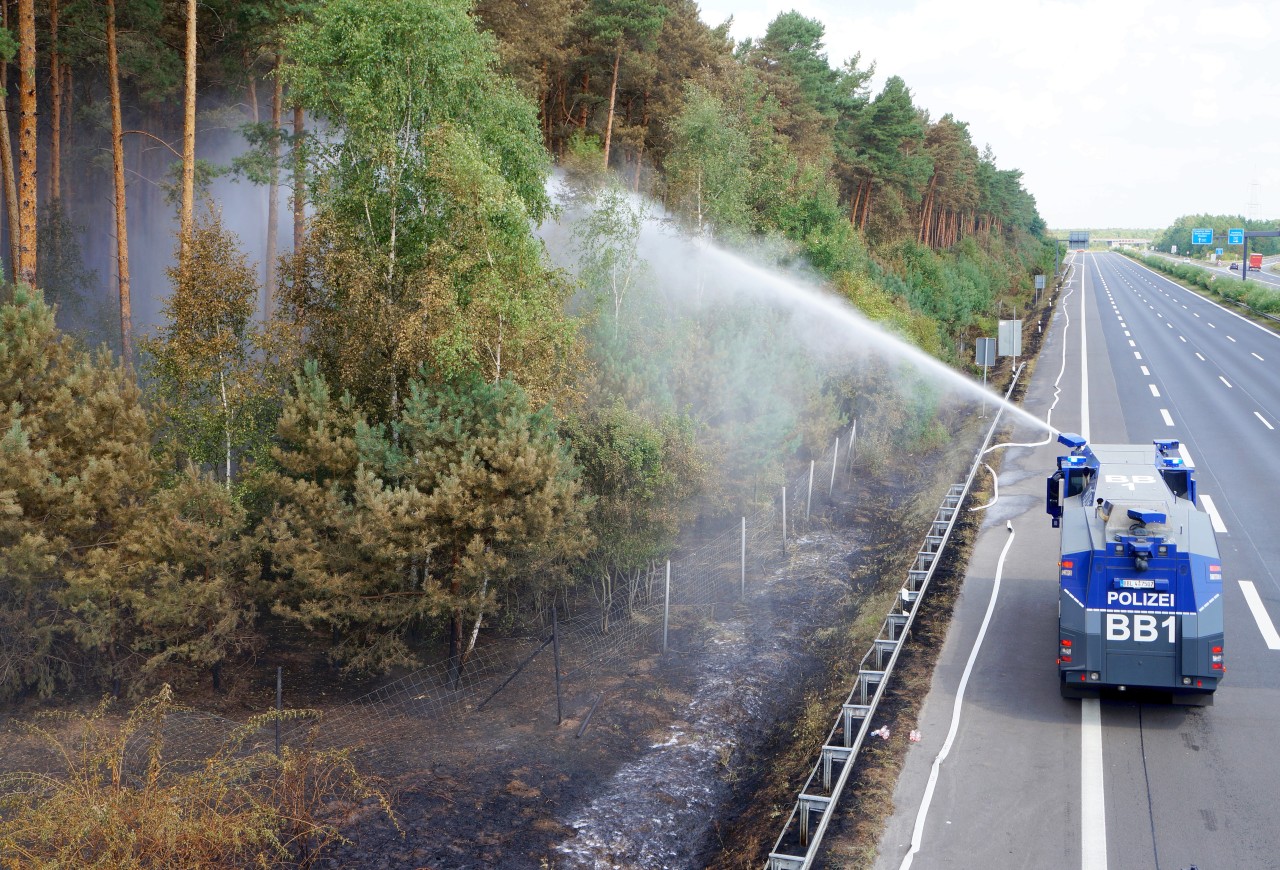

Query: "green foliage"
<box><xmin>279</xmin><ymin>0</ymin><xmax>578</xmax><ymax>417</ymax></box>
<box><xmin>1154</xmin><ymin>215</ymin><xmax>1280</xmax><ymax>257</ymax></box>
<box><xmin>1127</xmin><ymin>251</ymin><xmax>1280</xmax><ymax>315</ymax></box>
<box><xmin>261</xmin><ymin>363</ymin><xmax>590</xmax><ymax>673</ymax></box>
<box><xmin>0</xmin><ymin>286</ymin><xmax>155</xmax><ymax>700</ymax></box>
<box><xmin>0</xmin><ymin>686</ymin><xmax>395</xmax><ymax>868</ymax></box>
<box><xmin>142</xmin><ymin>209</ymin><xmax>283</xmax><ymax>487</ymax></box>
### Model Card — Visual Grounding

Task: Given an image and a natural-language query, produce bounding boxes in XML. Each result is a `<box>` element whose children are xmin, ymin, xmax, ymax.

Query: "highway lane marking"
<box><xmin>1149</xmin><ymin>384</ymin><xmax>1161</xmax><ymax>397</ymax></box>
<box><xmin>1134</xmin><ymin>351</ymin><xmax>1142</xmax><ymax>359</ymax></box>
<box><xmin>1178</xmin><ymin>444</ymin><xmax>1195</xmax><ymax>467</ymax></box>
<box><xmin>1194</xmin><ymin>312</ymin><xmax>1201</xmax><ymax>317</ymax></box>
<box><xmin>1167</xmin><ymin>322</ymin><xmax>1173</xmax><ymax>328</ymax></box>
<box><xmin>1140</xmin><ymin>366</ymin><xmax>1150</xmax><ymax>375</ymax></box>
<box><xmin>1227</xmin><ymin>335</ymin><xmax>1236</xmax><ymax>342</ymax></box>
<box><xmin>1208</xmin><ymin>322</ymin><xmax>1216</xmax><ymax>329</ymax></box>
<box><xmin>1253</xmin><ymin>352</ymin><xmax>1265</xmax><ymax>361</ymax></box>
<box><xmin>1081</xmin><ymin>700</ymin><xmax>1108</xmax><ymax>870</ymax></box>
<box><xmin>1195</xmin><ymin>352</ymin><xmax>1205</xmax><ymax>360</ymax></box>
<box><xmin>1160</xmin><ymin>409</ymin><xmax>1174</xmax><ymax>426</ymax></box>
<box><xmin>897</xmin><ymin>527</ymin><xmax>1019</xmax><ymax>870</ymax></box>
<box><xmin>1201</xmin><ymin>494</ymin><xmax>1228</xmax><ymax>533</ymax></box>
<box><xmin>1179</xmin><ymin>336</ymin><xmax>1187</xmax><ymax>342</ymax></box>
<box><xmin>1239</xmin><ymin>581</ymin><xmax>1280</xmax><ymax>650</ymax></box>
<box><xmin>1124</xmin><ymin>331</ymin><xmax>1130</xmax><ymax>337</ymax></box>
<box><xmin>1256</xmin><ymin>411</ymin><xmax>1274</xmax><ymax>430</ymax></box>
<box><xmin>1128</xmin><ymin>340</ymin><xmax>1136</xmax><ymax>347</ymax></box>
<box><xmin>1220</xmin><ymin>376</ymin><xmax>1232</xmax><ymax>388</ymax></box>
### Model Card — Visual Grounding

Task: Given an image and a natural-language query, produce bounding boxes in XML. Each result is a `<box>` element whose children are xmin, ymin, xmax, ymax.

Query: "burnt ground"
<box><xmin>1</xmin><ymin>310</ymin><xmax>1052</xmax><ymax>870</ymax></box>
<box><xmin>299</xmin><ymin>440</ymin><xmax>984</xmax><ymax>870</ymax></box>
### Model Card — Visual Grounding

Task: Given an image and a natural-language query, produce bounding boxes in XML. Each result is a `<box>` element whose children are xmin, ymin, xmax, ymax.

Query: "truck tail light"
<box><xmin>1211</xmin><ymin>644</ymin><xmax>1224</xmax><ymax>670</ymax></box>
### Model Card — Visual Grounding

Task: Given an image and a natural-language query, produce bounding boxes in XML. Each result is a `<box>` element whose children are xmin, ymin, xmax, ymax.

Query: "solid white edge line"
<box><xmin>898</xmin><ymin>527</ymin><xmax>1018</xmax><ymax>870</ymax></box>
<box><xmin>1078</xmin><ymin>257</ymin><xmax>1104</xmax><ymax>870</ymax></box>
<box><xmin>1200</xmin><ymin>493</ymin><xmax>1228</xmax><ymax>534</ymax></box>
<box><xmin>1239</xmin><ymin>581</ymin><xmax>1280</xmax><ymax>650</ymax></box>
<box><xmin>1081</xmin><ymin>699</ymin><xmax>1108</xmax><ymax>869</ymax></box>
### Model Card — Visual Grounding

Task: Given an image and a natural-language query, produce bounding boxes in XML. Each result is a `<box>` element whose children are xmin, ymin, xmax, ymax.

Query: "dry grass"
<box><xmin>0</xmin><ymin>686</ymin><xmax>397</xmax><ymax>869</ymax></box>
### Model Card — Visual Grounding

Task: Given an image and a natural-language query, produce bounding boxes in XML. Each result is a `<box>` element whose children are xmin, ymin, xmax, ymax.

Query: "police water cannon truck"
<box><xmin>1046</xmin><ymin>434</ymin><xmax>1224</xmax><ymax>704</ymax></box>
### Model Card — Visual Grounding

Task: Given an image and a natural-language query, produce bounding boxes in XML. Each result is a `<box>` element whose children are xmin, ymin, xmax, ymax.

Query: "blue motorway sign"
<box><xmin>1216</xmin><ymin>248</ymin><xmax>1224</xmax><ymax>256</ymax></box>
<box><xmin>1191</xmin><ymin>228</ymin><xmax>1214</xmax><ymax>245</ymax></box>
<box><xmin>1228</xmin><ymin>228</ymin><xmax>1244</xmax><ymax>245</ymax></box>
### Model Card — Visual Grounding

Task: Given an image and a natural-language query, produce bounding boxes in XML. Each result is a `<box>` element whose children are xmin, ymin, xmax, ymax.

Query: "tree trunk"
<box><xmin>602</xmin><ymin>45</ymin><xmax>620</xmax><ymax>169</ymax></box>
<box><xmin>245</xmin><ymin>50</ymin><xmax>259</xmax><ymax>123</ymax></box>
<box><xmin>860</xmin><ymin>186</ymin><xmax>873</xmax><ymax>231</ymax></box>
<box><xmin>292</xmin><ymin>104</ymin><xmax>304</xmax><ymax>259</ymax></box>
<box><xmin>107</xmin><ymin>0</ymin><xmax>133</xmax><ymax>367</ymax></box>
<box><xmin>16</xmin><ymin>0</ymin><xmax>35</xmax><ymax>286</ymax></box>
<box><xmin>49</xmin><ymin>0</ymin><xmax>60</xmax><ymax>205</ymax></box>
<box><xmin>0</xmin><ymin>27</ymin><xmax>20</xmax><ymax>287</ymax></box>
<box><xmin>264</xmin><ymin>55</ymin><xmax>282</xmax><ymax>319</ymax></box>
<box><xmin>179</xmin><ymin>0</ymin><xmax>196</xmax><ymax>261</ymax></box>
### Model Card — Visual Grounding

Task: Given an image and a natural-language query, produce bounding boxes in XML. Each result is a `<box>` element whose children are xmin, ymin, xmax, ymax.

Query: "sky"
<box><xmin>692</xmin><ymin>0</ymin><xmax>1280</xmax><ymax>231</ymax></box>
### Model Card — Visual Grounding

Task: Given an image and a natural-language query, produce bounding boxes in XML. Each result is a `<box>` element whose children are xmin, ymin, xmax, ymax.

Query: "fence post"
<box><xmin>662</xmin><ymin>560</ymin><xmax>671</xmax><ymax>652</ymax></box>
<box><xmin>829</xmin><ymin>436</ymin><xmax>839</xmax><ymax>497</ymax></box>
<box><xmin>552</xmin><ymin>608</ymin><xmax>563</xmax><ymax>725</ymax></box>
<box><xmin>806</xmin><ymin>460</ymin><xmax>815</xmax><ymax>521</ymax></box>
<box><xmin>846</xmin><ymin>419</ymin><xmax>858</xmax><ymax>475</ymax></box>
<box><xmin>740</xmin><ymin>516</ymin><xmax>746</xmax><ymax>599</ymax></box>
<box><xmin>781</xmin><ymin>486</ymin><xmax>787</xmax><ymax>554</ymax></box>
<box><xmin>274</xmin><ymin>666</ymin><xmax>282</xmax><ymax>758</ymax></box>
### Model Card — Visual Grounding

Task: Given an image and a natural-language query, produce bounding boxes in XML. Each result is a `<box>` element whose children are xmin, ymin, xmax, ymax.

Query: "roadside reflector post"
<box><xmin>740</xmin><ymin>517</ymin><xmax>746</xmax><ymax>599</ymax></box>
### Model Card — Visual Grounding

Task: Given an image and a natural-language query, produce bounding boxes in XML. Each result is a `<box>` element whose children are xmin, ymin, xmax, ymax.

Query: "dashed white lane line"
<box><xmin>1201</xmin><ymin>494</ymin><xmax>1228</xmax><ymax>533</ymax></box>
<box><xmin>1134</xmin><ymin>351</ymin><xmax>1143</xmax><ymax>360</ymax></box>
<box><xmin>1179</xmin><ymin>444</ymin><xmax>1195</xmax><ymax>467</ymax></box>
<box><xmin>1254</xmin><ymin>352</ymin><xmax>1266</xmax><ymax>361</ymax></box>
<box><xmin>1208</xmin><ymin>322</ymin><xmax>1216</xmax><ymax>329</ymax></box>
<box><xmin>1239</xmin><ymin>580</ymin><xmax>1280</xmax><ymax>650</ymax></box>
<box><xmin>1220</xmin><ymin>376</ymin><xmax>1233</xmax><ymax>388</ymax></box>
<box><xmin>1124</xmin><ymin>331</ymin><xmax>1131</xmax><ymax>337</ymax></box>
<box><xmin>1140</xmin><ymin>366</ymin><xmax>1150</xmax><ymax>376</ymax></box>
<box><xmin>1180</xmin><ymin>336</ymin><xmax>1187</xmax><ymax>343</ymax></box>
<box><xmin>1196</xmin><ymin>352</ymin><xmax>1206</xmax><ymax>361</ymax></box>
<box><xmin>1195</xmin><ymin>312</ymin><xmax>1201</xmax><ymax>318</ymax></box>
<box><xmin>1149</xmin><ymin>384</ymin><xmax>1161</xmax><ymax>397</ymax></box>
<box><xmin>1227</xmin><ymin>336</ymin><xmax>1236</xmax><ymax>342</ymax></box>
<box><xmin>1128</xmin><ymin>340</ymin><xmax>1136</xmax><ymax>347</ymax></box>
<box><xmin>1081</xmin><ymin>700</ymin><xmax>1108</xmax><ymax>870</ymax></box>
<box><xmin>1160</xmin><ymin>409</ymin><xmax>1174</xmax><ymax>426</ymax></box>
<box><xmin>1256</xmin><ymin>412</ymin><xmax>1275</xmax><ymax>431</ymax></box>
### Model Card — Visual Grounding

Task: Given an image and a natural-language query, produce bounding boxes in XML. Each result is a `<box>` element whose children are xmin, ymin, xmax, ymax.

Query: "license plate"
<box><xmin>1120</xmin><ymin>578</ymin><xmax>1155</xmax><ymax>589</ymax></box>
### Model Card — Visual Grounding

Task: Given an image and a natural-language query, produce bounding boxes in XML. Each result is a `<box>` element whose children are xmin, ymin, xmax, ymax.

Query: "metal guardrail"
<box><xmin>764</xmin><ymin>365</ymin><xmax>1026</xmax><ymax>870</ymax></box>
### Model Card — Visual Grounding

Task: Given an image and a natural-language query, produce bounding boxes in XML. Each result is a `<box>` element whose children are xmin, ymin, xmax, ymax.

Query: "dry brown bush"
<box><xmin>0</xmin><ymin>685</ymin><xmax>396</xmax><ymax>869</ymax></box>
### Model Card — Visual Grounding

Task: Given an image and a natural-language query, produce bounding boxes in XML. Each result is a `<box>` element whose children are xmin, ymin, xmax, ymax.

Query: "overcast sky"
<box><xmin>693</xmin><ymin>0</ymin><xmax>1280</xmax><ymax>231</ymax></box>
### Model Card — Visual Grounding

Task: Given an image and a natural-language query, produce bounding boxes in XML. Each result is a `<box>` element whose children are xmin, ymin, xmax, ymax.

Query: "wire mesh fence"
<box><xmin>9</xmin><ymin>424</ymin><xmax>861</xmax><ymax>781</ymax></box>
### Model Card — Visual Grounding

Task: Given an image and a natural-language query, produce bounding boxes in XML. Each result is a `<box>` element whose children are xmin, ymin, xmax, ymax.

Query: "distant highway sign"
<box><xmin>1229</xmin><ymin>228</ymin><xmax>1245</xmax><ymax>245</ymax></box>
<box><xmin>1192</xmin><ymin>228</ymin><xmax>1214</xmax><ymax>245</ymax></box>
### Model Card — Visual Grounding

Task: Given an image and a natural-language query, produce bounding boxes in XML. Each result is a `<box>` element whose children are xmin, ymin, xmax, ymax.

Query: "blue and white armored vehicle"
<box><xmin>1046</xmin><ymin>434</ymin><xmax>1224</xmax><ymax>704</ymax></box>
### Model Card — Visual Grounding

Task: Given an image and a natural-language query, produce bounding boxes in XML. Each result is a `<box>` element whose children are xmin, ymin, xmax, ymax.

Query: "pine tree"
<box><xmin>0</xmin><ymin>286</ymin><xmax>154</xmax><ymax>699</ymax></box>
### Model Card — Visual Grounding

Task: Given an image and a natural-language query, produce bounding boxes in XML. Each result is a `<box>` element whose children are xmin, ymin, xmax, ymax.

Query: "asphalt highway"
<box><xmin>867</xmin><ymin>251</ymin><xmax>1280</xmax><ymax>870</ymax></box>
